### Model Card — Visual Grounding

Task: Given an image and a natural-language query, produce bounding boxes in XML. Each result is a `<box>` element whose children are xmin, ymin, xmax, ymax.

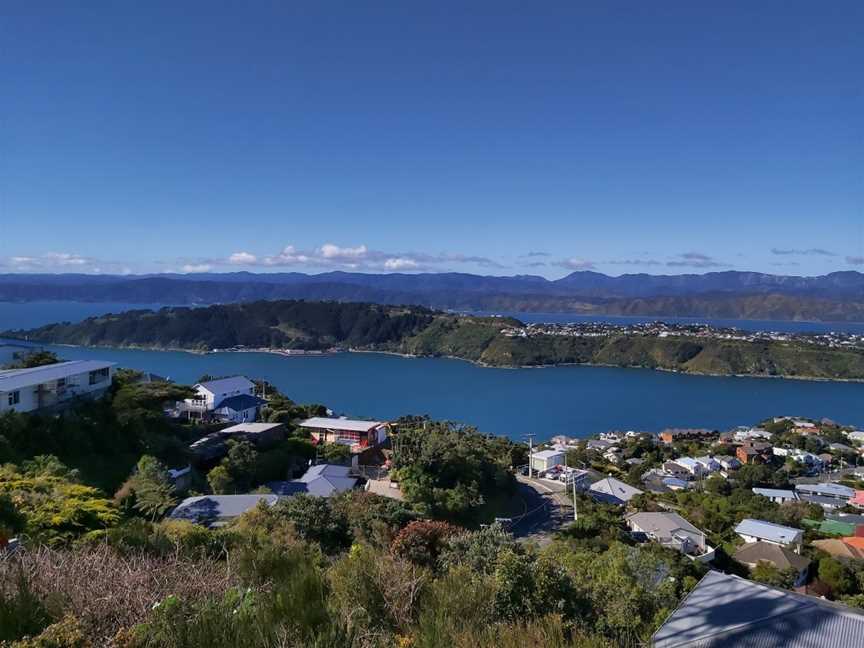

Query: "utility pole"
<box><xmin>525</xmin><ymin>434</ymin><xmax>536</xmax><ymax>479</ymax></box>
<box><xmin>572</xmin><ymin>474</ymin><xmax>578</xmax><ymax>521</ymax></box>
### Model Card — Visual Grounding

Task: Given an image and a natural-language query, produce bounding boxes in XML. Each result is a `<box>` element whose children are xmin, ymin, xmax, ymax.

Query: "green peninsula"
<box><xmin>6</xmin><ymin>300</ymin><xmax>864</xmax><ymax>380</ymax></box>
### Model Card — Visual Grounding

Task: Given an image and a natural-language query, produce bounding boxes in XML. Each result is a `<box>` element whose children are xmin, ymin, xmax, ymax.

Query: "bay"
<box><xmin>2</xmin><ymin>301</ymin><xmax>864</xmax><ymax>440</ymax></box>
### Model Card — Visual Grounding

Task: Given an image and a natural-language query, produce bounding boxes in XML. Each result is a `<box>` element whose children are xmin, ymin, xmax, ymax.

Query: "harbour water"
<box><xmin>2</xmin><ymin>301</ymin><xmax>863</xmax><ymax>439</ymax></box>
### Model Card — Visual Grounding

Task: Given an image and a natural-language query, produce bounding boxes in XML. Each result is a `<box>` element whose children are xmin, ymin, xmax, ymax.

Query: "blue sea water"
<box><xmin>2</xmin><ymin>301</ymin><xmax>863</xmax><ymax>440</ymax></box>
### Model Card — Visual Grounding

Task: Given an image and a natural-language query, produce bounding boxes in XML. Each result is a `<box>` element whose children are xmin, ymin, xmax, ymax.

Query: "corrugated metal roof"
<box><xmin>0</xmin><ymin>360</ymin><xmax>115</xmax><ymax>392</ymax></box>
<box><xmin>752</xmin><ymin>488</ymin><xmax>797</xmax><ymax>500</ymax></box>
<box><xmin>195</xmin><ymin>376</ymin><xmax>254</xmax><ymax>395</ymax></box>
<box><xmin>589</xmin><ymin>476</ymin><xmax>643</xmax><ymax>504</ymax></box>
<box><xmin>170</xmin><ymin>494</ymin><xmax>278</xmax><ymax>527</ymax></box>
<box><xmin>734</xmin><ymin>519</ymin><xmax>802</xmax><ymax>544</ymax></box>
<box><xmin>796</xmin><ymin>483</ymin><xmax>855</xmax><ymax>498</ymax></box>
<box><xmin>652</xmin><ymin>570</ymin><xmax>864</xmax><ymax>647</ymax></box>
<box><xmin>299</xmin><ymin>417</ymin><xmax>385</xmax><ymax>432</ymax></box>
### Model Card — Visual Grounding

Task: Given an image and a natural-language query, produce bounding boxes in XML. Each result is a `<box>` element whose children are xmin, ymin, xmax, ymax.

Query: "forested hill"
<box><xmin>6</xmin><ymin>300</ymin><xmax>864</xmax><ymax>380</ymax></box>
<box><xmin>4</xmin><ymin>301</ymin><xmax>444</xmax><ymax>352</ymax></box>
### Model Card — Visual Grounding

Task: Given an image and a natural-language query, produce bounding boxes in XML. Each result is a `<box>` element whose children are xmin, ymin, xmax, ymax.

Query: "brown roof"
<box><xmin>812</xmin><ymin>538</ymin><xmax>864</xmax><ymax>561</ymax></box>
<box><xmin>733</xmin><ymin>542</ymin><xmax>811</xmax><ymax>572</ymax></box>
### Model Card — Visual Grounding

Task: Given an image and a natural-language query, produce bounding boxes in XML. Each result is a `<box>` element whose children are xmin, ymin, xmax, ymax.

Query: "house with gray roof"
<box><xmin>588</xmin><ymin>476</ymin><xmax>643</xmax><ymax>506</ymax></box>
<box><xmin>734</xmin><ymin>518</ymin><xmax>803</xmax><ymax>552</ymax></box>
<box><xmin>170</xmin><ymin>494</ymin><xmax>278</xmax><ymax>528</ymax></box>
<box><xmin>626</xmin><ymin>512</ymin><xmax>714</xmax><ymax>562</ymax></box>
<box><xmin>181</xmin><ymin>376</ymin><xmax>264</xmax><ymax>423</ymax></box>
<box><xmin>752</xmin><ymin>487</ymin><xmax>799</xmax><ymax>504</ymax></box>
<box><xmin>652</xmin><ymin>570</ymin><xmax>864</xmax><ymax>647</ymax></box>
<box><xmin>267</xmin><ymin>464</ymin><xmax>357</xmax><ymax>498</ymax></box>
<box><xmin>796</xmin><ymin>482</ymin><xmax>855</xmax><ymax>502</ymax></box>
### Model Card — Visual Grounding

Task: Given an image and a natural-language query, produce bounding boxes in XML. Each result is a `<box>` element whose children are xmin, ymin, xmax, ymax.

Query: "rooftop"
<box><xmin>299</xmin><ymin>417</ymin><xmax>386</xmax><ymax>432</ymax></box>
<box><xmin>733</xmin><ymin>542</ymin><xmax>811</xmax><ymax>572</ymax></box>
<box><xmin>796</xmin><ymin>482</ymin><xmax>855</xmax><ymax>498</ymax></box>
<box><xmin>532</xmin><ymin>449</ymin><xmax>565</xmax><ymax>460</ymax></box>
<box><xmin>734</xmin><ymin>518</ymin><xmax>802</xmax><ymax>544</ymax></box>
<box><xmin>626</xmin><ymin>512</ymin><xmax>704</xmax><ymax>540</ymax></box>
<box><xmin>0</xmin><ymin>360</ymin><xmax>116</xmax><ymax>392</ymax></box>
<box><xmin>196</xmin><ymin>376</ymin><xmax>255</xmax><ymax>394</ymax></box>
<box><xmin>220</xmin><ymin>422</ymin><xmax>284</xmax><ymax>434</ymax></box>
<box><xmin>589</xmin><ymin>476</ymin><xmax>643</xmax><ymax>504</ymax></box>
<box><xmin>170</xmin><ymin>494</ymin><xmax>278</xmax><ymax>527</ymax></box>
<box><xmin>752</xmin><ymin>488</ymin><xmax>798</xmax><ymax>500</ymax></box>
<box><xmin>653</xmin><ymin>570</ymin><xmax>864</xmax><ymax>647</ymax></box>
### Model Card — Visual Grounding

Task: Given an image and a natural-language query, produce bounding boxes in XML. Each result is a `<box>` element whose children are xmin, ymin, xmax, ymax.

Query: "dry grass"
<box><xmin>0</xmin><ymin>544</ymin><xmax>237</xmax><ymax>644</ymax></box>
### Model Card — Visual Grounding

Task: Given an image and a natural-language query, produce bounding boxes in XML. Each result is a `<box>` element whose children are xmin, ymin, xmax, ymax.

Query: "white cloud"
<box><xmin>555</xmin><ymin>258</ymin><xmax>596</xmax><ymax>270</ymax></box>
<box><xmin>384</xmin><ymin>257</ymin><xmax>420</xmax><ymax>270</ymax></box>
<box><xmin>319</xmin><ymin>243</ymin><xmax>368</xmax><ymax>260</ymax></box>
<box><xmin>219</xmin><ymin>242</ymin><xmax>506</xmax><ymax>272</ymax></box>
<box><xmin>181</xmin><ymin>263</ymin><xmax>212</xmax><ymax>273</ymax></box>
<box><xmin>228</xmin><ymin>251</ymin><xmax>258</xmax><ymax>265</ymax></box>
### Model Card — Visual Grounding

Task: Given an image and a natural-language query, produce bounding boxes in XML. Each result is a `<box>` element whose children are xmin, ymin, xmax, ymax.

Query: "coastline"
<box><xmin>16</xmin><ymin>339</ymin><xmax>864</xmax><ymax>384</ymax></box>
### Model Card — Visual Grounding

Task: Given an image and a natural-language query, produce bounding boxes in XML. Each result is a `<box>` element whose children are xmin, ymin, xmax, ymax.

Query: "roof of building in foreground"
<box><xmin>0</xmin><ymin>360</ymin><xmax>116</xmax><ymax>392</ymax></box>
<box><xmin>652</xmin><ymin>570</ymin><xmax>864</xmax><ymax>647</ymax></box>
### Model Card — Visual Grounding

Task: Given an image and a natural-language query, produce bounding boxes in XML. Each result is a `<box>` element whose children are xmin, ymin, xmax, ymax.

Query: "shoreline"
<box><xmin>14</xmin><ymin>339</ymin><xmax>864</xmax><ymax>384</ymax></box>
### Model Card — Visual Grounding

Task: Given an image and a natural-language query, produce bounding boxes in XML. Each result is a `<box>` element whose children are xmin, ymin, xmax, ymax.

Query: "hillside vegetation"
<box><xmin>7</xmin><ymin>300</ymin><xmax>864</xmax><ymax>380</ymax></box>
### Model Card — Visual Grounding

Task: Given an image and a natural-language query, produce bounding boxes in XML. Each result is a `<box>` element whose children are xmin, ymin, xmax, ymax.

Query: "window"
<box><xmin>7</xmin><ymin>391</ymin><xmax>20</xmax><ymax>406</ymax></box>
<box><xmin>89</xmin><ymin>367</ymin><xmax>110</xmax><ymax>385</ymax></box>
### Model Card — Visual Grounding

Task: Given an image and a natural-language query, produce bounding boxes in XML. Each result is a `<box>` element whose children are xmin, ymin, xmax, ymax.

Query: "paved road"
<box><xmin>510</xmin><ymin>476</ymin><xmax>575</xmax><ymax>545</ymax></box>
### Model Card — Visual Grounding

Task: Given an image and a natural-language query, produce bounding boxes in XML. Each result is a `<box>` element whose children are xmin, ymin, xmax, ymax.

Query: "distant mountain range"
<box><xmin>2</xmin><ymin>270</ymin><xmax>864</xmax><ymax>321</ymax></box>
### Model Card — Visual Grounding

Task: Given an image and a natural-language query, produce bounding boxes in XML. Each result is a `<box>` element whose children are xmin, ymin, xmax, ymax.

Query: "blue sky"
<box><xmin>2</xmin><ymin>1</ymin><xmax>862</xmax><ymax>277</ymax></box>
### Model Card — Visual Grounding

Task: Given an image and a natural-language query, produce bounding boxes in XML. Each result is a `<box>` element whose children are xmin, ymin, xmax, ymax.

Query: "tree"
<box><xmin>0</xmin><ymin>494</ymin><xmax>25</xmax><ymax>541</ymax></box>
<box><xmin>751</xmin><ymin>561</ymin><xmax>796</xmax><ymax>589</ymax></box>
<box><xmin>222</xmin><ymin>441</ymin><xmax>258</xmax><ymax>492</ymax></box>
<box><xmin>3</xmin><ymin>350</ymin><xmax>60</xmax><ymax>369</ymax></box>
<box><xmin>819</xmin><ymin>556</ymin><xmax>854</xmax><ymax>597</ymax></box>
<box><xmin>129</xmin><ymin>456</ymin><xmax>178</xmax><ymax>521</ymax></box>
<box><xmin>439</xmin><ymin>523</ymin><xmax>518</xmax><ymax>575</ymax></box>
<box><xmin>274</xmin><ymin>494</ymin><xmax>350</xmax><ymax>553</ymax></box>
<box><xmin>207</xmin><ymin>466</ymin><xmax>234</xmax><ymax>495</ymax></box>
<box><xmin>390</xmin><ymin>520</ymin><xmax>462</xmax><ymax>569</ymax></box>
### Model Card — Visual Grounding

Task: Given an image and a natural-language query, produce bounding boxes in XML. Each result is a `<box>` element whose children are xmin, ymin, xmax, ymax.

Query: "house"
<box><xmin>812</xmin><ymin>537</ymin><xmax>864</xmax><ymax>561</ymax></box>
<box><xmin>851</xmin><ymin>491</ymin><xmax>864</xmax><ymax>509</ymax></box>
<box><xmin>795</xmin><ymin>482</ymin><xmax>855</xmax><ymax>505</ymax></box>
<box><xmin>735</xmin><ymin>518</ymin><xmax>803</xmax><ymax>552</ymax></box>
<box><xmin>602</xmin><ymin>448</ymin><xmax>622</xmax><ymax>465</ymax></box>
<box><xmin>364</xmin><ymin>478</ymin><xmax>405</xmax><ymax>501</ymax></box>
<box><xmin>267</xmin><ymin>464</ymin><xmax>357</xmax><ymax>498</ymax></box>
<box><xmin>298</xmin><ymin>417</ymin><xmax>391</xmax><ymax>467</ymax></box>
<box><xmin>733</xmin><ymin>542</ymin><xmax>811</xmax><ymax>586</ymax></box>
<box><xmin>846</xmin><ymin>430</ymin><xmax>864</xmax><ymax>444</ymax></box>
<box><xmin>588</xmin><ymin>476</ymin><xmax>643</xmax><ymax>506</ymax></box>
<box><xmin>694</xmin><ymin>456</ymin><xmax>721</xmax><ymax>473</ymax></box>
<box><xmin>625</xmin><ymin>512</ymin><xmax>714</xmax><ymax>562</ymax></box>
<box><xmin>189</xmin><ymin>422</ymin><xmax>285</xmax><ymax>463</ymax></box>
<box><xmin>181</xmin><ymin>376</ymin><xmax>264</xmax><ymax>423</ymax></box>
<box><xmin>672</xmin><ymin>457</ymin><xmax>703</xmax><ymax>477</ymax></box>
<box><xmin>530</xmin><ymin>449</ymin><xmax>566</xmax><ymax>473</ymax></box>
<box><xmin>662</xmin><ymin>461</ymin><xmax>691</xmax><ymax>480</ymax></box>
<box><xmin>752</xmin><ymin>488</ymin><xmax>799</xmax><ymax>505</ymax></box>
<box><xmin>659</xmin><ymin>428</ymin><xmax>714</xmax><ymax>444</ymax></box>
<box><xmin>737</xmin><ymin>441</ymin><xmax>772</xmax><ymax>465</ymax></box>
<box><xmin>0</xmin><ymin>360</ymin><xmax>115</xmax><ymax>414</ymax></box>
<box><xmin>733</xmin><ymin>427</ymin><xmax>773</xmax><ymax>442</ymax></box>
<box><xmin>716</xmin><ymin>455</ymin><xmax>741</xmax><ymax>471</ymax></box>
<box><xmin>586</xmin><ymin>439</ymin><xmax>615</xmax><ymax>452</ymax></box>
<box><xmin>170</xmin><ymin>494</ymin><xmax>278</xmax><ymax>527</ymax></box>
<box><xmin>652</xmin><ymin>570</ymin><xmax>864</xmax><ymax>647</ymax></box>
<box><xmin>167</xmin><ymin>466</ymin><xmax>192</xmax><ymax>491</ymax></box>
